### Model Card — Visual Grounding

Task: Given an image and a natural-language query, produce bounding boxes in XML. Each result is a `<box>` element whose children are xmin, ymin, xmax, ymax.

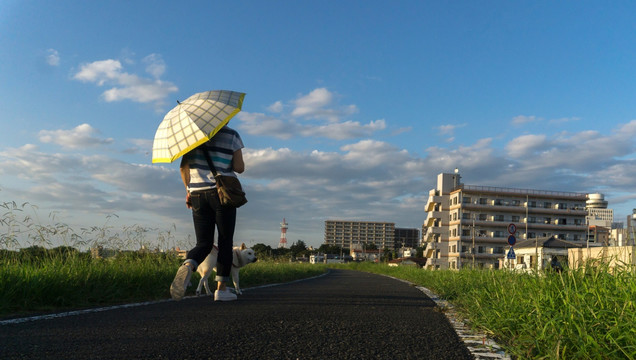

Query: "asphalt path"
<box><xmin>1</xmin><ymin>269</ymin><xmax>473</xmax><ymax>359</ymax></box>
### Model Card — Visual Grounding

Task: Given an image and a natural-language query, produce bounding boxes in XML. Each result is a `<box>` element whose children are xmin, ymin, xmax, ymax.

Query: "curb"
<box><xmin>384</xmin><ymin>275</ymin><xmax>512</xmax><ymax>360</ymax></box>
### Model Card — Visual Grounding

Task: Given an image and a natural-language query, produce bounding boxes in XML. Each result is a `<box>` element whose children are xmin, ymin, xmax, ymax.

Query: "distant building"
<box><xmin>423</xmin><ymin>170</ymin><xmax>597</xmax><ymax>270</ymax></box>
<box><xmin>324</xmin><ymin>220</ymin><xmax>395</xmax><ymax>250</ymax></box>
<box><xmin>394</xmin><ymin>228</ymin><xmax>420</xmax><ymax>249</ymax></box>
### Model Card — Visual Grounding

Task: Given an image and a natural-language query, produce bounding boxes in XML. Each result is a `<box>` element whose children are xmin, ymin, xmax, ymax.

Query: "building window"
<box><xmin>494</xmin><ymin>199</ymin><xmax>503</xmax><ymax>206</ymax></box>
<box><xmin>512</xmin><ymin>215</ymin><xmax>520</xmax><ymax>222</ymax></box>
<box><xmin>544</xmin><ymin>217</ymin><xmax>551</xmax><ymax>224</ymax></box>
<box><xmin>543</xmin><ymin>202</ymin><xmax>552</xmax><ymax>209</ymax></box>
<box><xmin>479</xmin><ymin>198</ymin><xmax>488</xmax><ymax>205</ymax></box>
<box><xmin>463</xmin><ymin>196</ymin><xmax>472</xmax><ymax>204</ymax></box>
<box><xmin>494</xmin><ymin>215</ymin><xmax>504</xmax><ymax>222</ymax></box>
<box><xmin>478</xmin><ymin>246</ymin><xmax>484</xmax><ymax>253</ymax></box>
<box><xmin>512</xmin><ymin>200</ymin><xmax>521</xmax><ymax>206</ymax></box>
<box><xmin>494</xmin><ymin>231</ymin><xmax>505</xmax><ymax>238</ymax></box>
<box><xmin>479</xmin><ymin>214</ymin><xmax>487</xmax><ymax>221</ymax></box>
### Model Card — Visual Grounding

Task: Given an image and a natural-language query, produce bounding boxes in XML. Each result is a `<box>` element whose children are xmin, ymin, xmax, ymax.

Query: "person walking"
<box><xmin>170</xmin><ymin>125</ymin><xmax>245</xmax><ymax>302</ymax></box>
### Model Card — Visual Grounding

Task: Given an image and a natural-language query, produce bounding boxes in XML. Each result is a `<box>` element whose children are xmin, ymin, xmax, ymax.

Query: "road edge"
<box><xmin>383</xmin><ymin>274</ymin><xmax>512</xmax><ymax>360</ymax></box>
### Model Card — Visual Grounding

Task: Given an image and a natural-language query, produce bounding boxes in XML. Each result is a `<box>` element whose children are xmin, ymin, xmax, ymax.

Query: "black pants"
<box><xmin>186</xmin><ymin>189</ymin><xmax>236</xmax><ymax>281</ymax></box>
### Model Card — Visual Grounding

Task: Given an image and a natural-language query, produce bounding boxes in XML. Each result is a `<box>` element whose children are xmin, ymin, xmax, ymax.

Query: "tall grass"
<box><xmin>333</xmin><ymin>262</ymin><xmax>636</xmax><ymax>359</ymax></box>
<box><xmin>0</xmin><ymin>252</ymin><xmax>327</xmax><ymax>318</ymax></box>
<box><xmin>0</xmin><ymin>252</ymin><xmax>181</xmax><ymax>316</ymax></box>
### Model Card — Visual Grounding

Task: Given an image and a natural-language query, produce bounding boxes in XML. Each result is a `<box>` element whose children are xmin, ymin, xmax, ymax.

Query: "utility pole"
<box><xmin>472</xmin><ymin>212</ymin><xmax>475</xmax><ymax>269</ymax></box>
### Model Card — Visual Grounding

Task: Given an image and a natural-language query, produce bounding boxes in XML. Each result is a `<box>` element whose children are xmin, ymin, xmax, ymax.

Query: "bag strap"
<box><xmin>200</xmin><ymin>144</ymin><xmax>219</xmax><ymax>179</ymax></box>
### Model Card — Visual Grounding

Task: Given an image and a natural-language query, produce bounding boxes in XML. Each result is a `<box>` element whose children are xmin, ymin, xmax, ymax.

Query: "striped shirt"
<box><xmin>184</xmin><ymin>126</ymin><xmax>244</xmax><ymax>192</ymax></box>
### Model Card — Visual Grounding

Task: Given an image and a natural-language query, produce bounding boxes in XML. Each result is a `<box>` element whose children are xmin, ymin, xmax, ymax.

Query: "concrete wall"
<box><xmin>568</xmin><ymin>246</ymin><xmax>636</xmax><ymax>270</ymax></box>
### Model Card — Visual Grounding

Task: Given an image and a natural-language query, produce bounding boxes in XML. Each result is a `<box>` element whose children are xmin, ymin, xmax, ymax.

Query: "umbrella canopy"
<box><xmin>152</xmin><ymin>90</ymin><xmax>245</xmax><ymax>163</ymax></box>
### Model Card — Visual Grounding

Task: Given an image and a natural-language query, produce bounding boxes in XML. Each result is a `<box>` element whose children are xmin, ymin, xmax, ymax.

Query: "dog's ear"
<box><xmin>241</xmin><ymin>243</ymin><xmax>246</xmax><ymax>250</ymax></box>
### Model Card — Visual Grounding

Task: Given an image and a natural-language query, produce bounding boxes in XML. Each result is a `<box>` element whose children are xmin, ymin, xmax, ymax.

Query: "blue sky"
<box><xmin>1</xmin><ymin>1</ymin><xmax>636</xmax><ymax>250</ymax></box>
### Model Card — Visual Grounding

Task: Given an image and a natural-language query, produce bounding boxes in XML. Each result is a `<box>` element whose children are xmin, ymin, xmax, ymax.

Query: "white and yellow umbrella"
<box><xmin>152</xmin><ymin>90</ymin><xmax>245</xmax><ymax>163</ymax></box>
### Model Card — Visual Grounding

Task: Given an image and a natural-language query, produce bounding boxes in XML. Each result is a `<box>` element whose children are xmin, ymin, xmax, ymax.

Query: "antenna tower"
<box><xmin>279</xmin><ymin>218</ymin><xmax>288</xmax><ymax>248</ymax></box>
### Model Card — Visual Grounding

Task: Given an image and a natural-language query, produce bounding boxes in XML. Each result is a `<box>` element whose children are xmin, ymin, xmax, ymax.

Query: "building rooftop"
<box><xmin>459</xmin><ymin>184</ymin><xmax>588</xmax><ymax>199</ymax></box>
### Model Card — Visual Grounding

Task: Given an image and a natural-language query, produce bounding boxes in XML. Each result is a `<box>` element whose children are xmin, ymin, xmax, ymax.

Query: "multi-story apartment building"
<box><xmin>324</xmin><ymin>220</ymin><xmax>395</xmax><ymax>250</ymax></box>
<box><xmin>423</xmin><ymin>171</ymin><xmax>591</xmax><ymax>270</ymax></box>
<box><xmin>394</xmin><ymin>228</ymin><xmax>420</xmax><ymax>249</ymax></box>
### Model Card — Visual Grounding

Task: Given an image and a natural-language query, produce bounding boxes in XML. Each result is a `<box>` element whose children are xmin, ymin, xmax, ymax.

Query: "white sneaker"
<box><xmin>214</xmin><ymin>289</ymin><xmax>237</xmax><ymax>302</ymax></box>
<box><xmin>170</xmin><ymin>264</ymin><xmax>192</xmax><ymax>301</ymax></box>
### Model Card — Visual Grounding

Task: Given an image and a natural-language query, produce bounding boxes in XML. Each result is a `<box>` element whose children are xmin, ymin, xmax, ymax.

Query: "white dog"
<box><xmin>195</xmin><ymin>243</ymin><xmax>258</xmax><ymax>296</ymax></box>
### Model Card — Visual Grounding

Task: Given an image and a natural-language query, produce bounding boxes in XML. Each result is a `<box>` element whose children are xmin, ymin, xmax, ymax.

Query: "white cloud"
<box><xmin>267</xmin><ymin>101</ymin><xmax>283</xmax><ymax>113</ymax></box>
<box><xmin>74</xmin><ymin>59</ymin><xmax>123</xmax><ymax>85</ymax></box>
<box><xmin>237</xmin><ymin>112</ymin><xmax>293</xmax><ymax>139</ymax></box>
<box><xmin>73</xmin><ymin>57</ymin><xmax>178</xmax><ymax>107</ymax></box>
<box><xmin>302</xmin><ymin>119</ymin><xmax>386</xmax><ymax>140</ymax></box>
<box><xmin>505</xmin><ymin>134</ymin><xmax>548</xmax><ymax>158</ymax></box>
<box><xmin>512</xmin><ymin>115</ymin><xmax>539</xmax><ymax>125</ymax></box>
<box><xmin>238</xmin><ymin>112</ymin><xmax>385</xmax><ymax>140</ymax></box>
<box><xmin>142</xmin><ymin>54</ymin><xmax>166</xmax><ymax>79</ymax></box>
<box><xmin>291</xmin><ymin>88</ymin><xmax>333</xmax><ymax>118</ymax></box>
<box><xmin>436</xmin><ymin>123</ymin><xmax>466</xmax><ymax>139</ymax></box>
<box><xmin>46</xmin><ymin>49</ymin><xmax>60</xmax><ymax>66</ymax></box>
<box><xmin>38</xmin><ymin>124</ymin><xmax>114</xmax><ymax>149</ymax></box>
<box><xmin>0</xmin><ymin>144</ymin><xmax>187</xmax><ymax>233</ymax></box>
<box><xmin>549</xmin><ymin>117</ymin><xmax>581</xmax><ymax>125</ymax></box>
<box><xmin>291</xmin><ymin>88</ymin><xmax>358</xmax><ymax>122</ymax></box>
<box><xmin>236</xmin><ymin>88</ymin><xmax>381</xmax><ymax>141</ymax></box>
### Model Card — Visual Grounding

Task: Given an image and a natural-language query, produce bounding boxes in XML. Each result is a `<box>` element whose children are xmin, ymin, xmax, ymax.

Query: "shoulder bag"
<box><xmin>202</xmin><ymin>147</ymin><xmax>247</xmax><ymax>208</ymax></box>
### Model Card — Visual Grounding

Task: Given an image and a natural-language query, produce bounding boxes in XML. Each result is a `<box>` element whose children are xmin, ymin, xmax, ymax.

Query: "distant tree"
<box><xmin>49</xmin><ymin>246</ymin><xmax>79</xmax><ymax>258</ymax></box>
<box><xmin>19</xmin><ymin>245</ymin><xmax>48</xmax><ymax>261</ymax></box>
<box><xmin>365</xmin><ymin>242</ymin><xmax>378</xmax><ymax>250</ymax></box>
<box><xmin>415</xmin><ymin>246</ymin><xmax>425</xmax><ymax>258</ymax></box>
<box><xmin>252</xmin><ymin>243</ymin><xmax>273</xmax><ymax>259</ymax></box>
<box><xmin>318</xmin><ymin>244</ymin><xmax>342</xmax><ymax>255</ymax></box>
<box><xmin>290</xmin><ymin>240</ymin><xmax>308</xmax><ymax>258</ymax></box>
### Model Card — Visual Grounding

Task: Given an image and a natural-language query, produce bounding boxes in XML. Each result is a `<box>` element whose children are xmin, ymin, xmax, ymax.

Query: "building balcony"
<box><xmin>424</xmin><ymin>211</ymin><xmax>445</xmax><ymax>227</ymax></box>
<box><xmin>425</xmin><ymin>195</ymin><xmax>444</xmax><ymax>212</ymax></box>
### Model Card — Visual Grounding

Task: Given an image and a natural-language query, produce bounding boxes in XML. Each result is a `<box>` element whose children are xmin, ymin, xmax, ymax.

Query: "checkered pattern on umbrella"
<box><xmin>152</xmin><ymin>90</ymin><xmax>245</xmax><ymax>163</ymax></box>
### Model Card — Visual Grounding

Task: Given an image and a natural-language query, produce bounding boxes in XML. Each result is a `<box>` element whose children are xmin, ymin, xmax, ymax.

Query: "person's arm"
<box><xmin>180</xmin><ymin>157</ymin><xmax>192</xmax><ymax>208</ymax></box>
<box><xmin>232</xmin><ymin>149</ymin><xmax>245</xmax><ymax>174</ymax></box>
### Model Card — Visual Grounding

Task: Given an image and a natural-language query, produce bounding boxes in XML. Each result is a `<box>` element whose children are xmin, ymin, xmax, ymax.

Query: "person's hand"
<box><xmin>185</xmin><ymin>192</ymin><xmax>192</xmax><ymax>209</ymax></box>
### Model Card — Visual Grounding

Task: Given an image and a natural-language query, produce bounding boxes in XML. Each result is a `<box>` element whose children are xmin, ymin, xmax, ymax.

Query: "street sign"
<box><xmin>508</xmin><ymin>223</ymin><xmax>517</xmax><ymax>234</ymax></box>
<box><xmin>507</xmin><ymin>247</ymin><xmax>516</xmax><ymax>259</ymax></box>
<box><xmin>507</xmin><ymin>235</ymin><xmax>517</xmax><ymax>246</ymax></box>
